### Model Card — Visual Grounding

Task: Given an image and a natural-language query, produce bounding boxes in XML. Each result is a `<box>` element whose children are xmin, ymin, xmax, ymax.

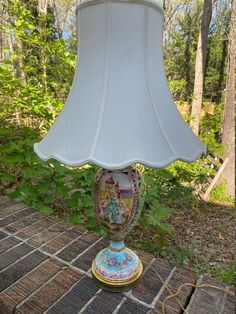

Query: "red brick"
<box><xmin>0</xmin><ymin>243</ymin><xmax>33</xmax><ymax>271</ymax></box>
<box><xmin>41</xmin><ymin>227</ymin><xmax>84</xmax><ymax>254</ymax></box>
<box><xmin>132</xmin><ymin>258</ymin><xmax>174</xmax><ymax>304</ymax></box>
<box><xmin>155</xmin><ymin>267</ymin><xmax>196</xmax><ymax>314</ymax></box>
<box><xmin>0</xmin><ymin>203</ymin><xmax>26</xmax><ymax>219</ymax></box>
<box><xmin>0</xmin><ymin>208</ymin><xmax>36</xmax><ymax>228</ymax></box>
<box><xmin>0</xmin><ymin>237</ymin><xmax>21</xmax><ymax>255</ymax></box>
<box><xmin>1</xmin><ymin>259</ymin><xmax>64</xmax><ymax>312</ymax></box>
<box><xmin>15</xmin><ymin>217</ymin><xmax>60</xmax><ymax>240</ymax></box>
<box><xmin>57</xmin><ymin>232</ymin><xmax>101</xmax><ymax>262</ymax></box>
<box><xmin>16</xmin><ymin>268</ymin><xmax>82</xmax><ymax>313</ymax></box>
<box><xmin>5</xmin><ymin>212</ymin><xmax>46</xmax><ymax>234</ymax></box>
<box><xmin>26</xmin><ymin>221</ymin><xmax>72</xmax><ymax>248</ymax></box>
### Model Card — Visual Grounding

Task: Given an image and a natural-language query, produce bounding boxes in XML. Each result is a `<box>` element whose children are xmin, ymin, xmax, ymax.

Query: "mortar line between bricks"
<box><xmin>123</xmin><ymin>258</ymin><xmax>156</xmax><ymax>309</ymax></box>
<box><xmin>43</xmin><ymin>277</ymin><xmax>82</xmax><ymax>314</ymax></box>
<box><xmin>122</xmin><ymin>257</ymin><xmax>155</xmax><ymax>296</ymax></box>
<box><xmin>78</xmin><ymin>288</ymin><xmax>102</xmax><ymax>314</ymax></box>
<box><xmin>39</xmin><ymin>224</ymin><xmax>75</xmax><ymax>251</ymax></box>
<box><xmin>85</xmin><ymin>268</ymin><xmax>93</xmax><ymax>277</ymax></box>
<box><xmin>11</xmin><ymin>215</ymin><xmax>53</xmax><ymax>237</ymax></box>
<box><xmin>70</xmin><ymin>236</ymin><xmax>104</xmax><ymax>264</ymax></box>
<box><xmin>1</xmin><ymin>258</ymin><xmax>50</xmax><ymax>294</ymax></box>
<box><xmin>185</xmin><ymin>274</ymin><xmax>204</xmax><ymax>312</ymax></box>
<box><xmin>2</xmin><ymin>230</ymin><xmax>89</xmax><ymax>276</ymax></box>
<box><xmin>0</xmin><ymin>227</ymin><xmax>60</xmax><ymax>274</ymax></box>
<box><xmin>0</xmin><ymin>226</ymin><xmax>83</xmax><ymax>274</ymax></box>
<box><xmin>15</xmin><ymin>267</ymin><xmax>67</xmax><ymax>310</ymax></box>
<box><xmin>25</xmin><ymin>220</ymin><xmax>70</xmax><ymax>245</ymax></box>
<box><xmin>36</xmin><ymin>247</ymin><xmax>87</xmax><ymax>275</ymax></box>
<box><xmin>2</xmin><ymin>211</ymin><xmax>45</xmax><ymax>231</ymax></box>
<box><xmin>0</xmin><ymin>240</ymin><xmax>25</xmax><ymax>255</ymax></box>
<box><xmin>150</xmin><ymin>266</ymin><xmax>177</xmax><ymax>308</ymax></box>
<box><xmin>123</xmin><ymin>292</ymin><xmax>154</xmax><ymax>310</ymax></box>
<box><xmin>123</xmin><ymin>262</ymin><xmax>177</xmax><ymax>310</ymax></box>
<box><xmin>0</xmin><ymin>206</ymin><xmax>28</xmax><ymax>221</ymax></box>
<box><xmin>49</xmin><ymin>230</ymin><xmax>88</xmax><ymax>257</ymax></box>
<box><xmin>38</xmin><ymin>236</ymin><xmax>104</xmax><ymax>275</ymax></box>
<box><xmin>0</xmin><ymin>234</ymin><xmax>10</xmax><ymax>243</ymax></box>
<box><xmin>112</xmin><ymin>297</ymin><xmax>127</xmax><ymax>314</ymax></box>
<box><xmin>1</xmin><ymin>225</ymin><xmax>77</xmax><ymax>253</ymax></box>
<box><xmin>0</xmin><ymin>246</ymin><xmax>37</xmax><ymax>274</ymax></box>
<box><xmin>219</xmin><ymin>285</ymin><xmax>229</xmax><ymax>314</ymax></box>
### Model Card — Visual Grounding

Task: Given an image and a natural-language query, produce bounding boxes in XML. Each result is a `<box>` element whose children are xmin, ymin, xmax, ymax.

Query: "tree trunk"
<box><xmin>38</xmin><ymin>0</ymin><xmax>49</xmax><ymax>93</ymax></box>
<box><xmin>14</xmin><ymin>39</ymin><xmax>27</xmax><ymax>84</ymax></box>
<box><xmin>38</xmin><ymin>0</ymin><xmax>49</xmax><ymax>14</ymax></box>
<box><xmin>221</xmin><ymin>0</ymin><xmax>235</xmax><ymax>196</ymax></box>
<box><xmin>0</xmin><ymin>1</ymin><xmax>4</xmax><ymax>63</ymax></box>
<box><xmin>185</xmin><ymin>30</ymin><xmax>191</xmax><ymax>104</ymax></box>
<box><xmin>190</xmin><ymin>0</ymin><xmax>213</xmax><ymax>135</ymax></box>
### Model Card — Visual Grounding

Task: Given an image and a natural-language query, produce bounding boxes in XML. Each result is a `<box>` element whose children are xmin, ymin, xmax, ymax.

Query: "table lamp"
<box><xmin>34</xmin><ymin>0</ymin><xmax>206</xmax><ymax>291</ymax></box>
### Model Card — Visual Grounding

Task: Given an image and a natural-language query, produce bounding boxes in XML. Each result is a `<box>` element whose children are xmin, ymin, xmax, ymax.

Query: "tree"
<box><xmin>190</xmin><ymin>0</ymin><xmax>214</xmax><ymax>135</ymax></box>
<box><xmin>0</xmin><ymin>0</ymin><xmax>75</xmax><ymax>128</ymax></box>
<box><xmin>221</xmin><ymin>0</ymin><xmax>235</xmax><ymax>196</ymax></box>
<box><xmin>204</xmin><ymin>0</ymin><xmax>231</xmax><ymax>102</ymax></box>
<box><xmin>164</xmin><ymin>1</ymin><xmax>202</xmax><ymax>101</ymax></box>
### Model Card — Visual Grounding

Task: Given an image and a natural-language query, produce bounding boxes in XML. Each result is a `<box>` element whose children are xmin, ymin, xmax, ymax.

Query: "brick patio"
<box><xmin>0</xmin><ymin>196</ymin><xmax>235</xmax><ymax>314</ymax></box>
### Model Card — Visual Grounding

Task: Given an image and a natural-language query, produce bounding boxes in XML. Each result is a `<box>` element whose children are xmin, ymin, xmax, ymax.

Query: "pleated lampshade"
<box><xmin>34</xmin><ymin>0</ymin><xmax>206</xmax><ymax>169</ymax></box>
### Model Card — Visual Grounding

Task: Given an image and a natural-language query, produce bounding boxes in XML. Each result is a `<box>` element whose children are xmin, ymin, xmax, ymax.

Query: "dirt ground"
<box><xmin>129</xmin><ymin>201</ymin><xmax>235</xmax><ymax>284</ymax></box>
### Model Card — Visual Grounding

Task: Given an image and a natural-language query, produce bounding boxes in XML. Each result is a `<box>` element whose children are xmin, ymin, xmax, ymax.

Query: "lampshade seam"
<box><xmin>143</xmin><ymin>6</ymin><xmax>178</xmax><ymax>158</ymax></box>
<box><xmin>89</xmin><ymin>2</ymin><xmax>111</xmax><ymax>158</ymax></box>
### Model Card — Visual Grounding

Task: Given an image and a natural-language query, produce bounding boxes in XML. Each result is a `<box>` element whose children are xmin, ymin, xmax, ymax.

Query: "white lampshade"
<box><xmin>34</xmin><ymin>0</ymin><xmax>206</xmax><ymax>170</ymax></box>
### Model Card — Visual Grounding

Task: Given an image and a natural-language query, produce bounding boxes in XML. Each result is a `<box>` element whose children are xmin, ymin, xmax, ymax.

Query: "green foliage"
<box><xmin>193</xmin><ymin>263</ymin><xmax>235</xmax><ymax>285</ymax></box>
<box><xmin>168</xmin><ymin>78</ymin><xmax>187</xmax><ymax>100</ymax></box>
<box><xmin>204</xmin><ymin>2</ymin><xmax>231</xmax><ymax>101</ymax></box>
<box><xmin>143</xmin><ymin>205</ymin><xmax>174</xmax><ymax>233</ymax></box>
<box><xmin>210</xmin><ymin>181</ymin><xmax>234</xmax><ymax>204</ymax></box>
<box><xmin>0</xmin><ymin>126</ymin><xmax>99</xmax><ymax>231</ymax></box>
<box><xmin>214</xmin><ymin>265</ymin><xmax>235</xmax><ymax>285</ymax></box>
<box><xmin>171</xmin><ymin>244</ymin><xmax>195</xmax><ymax>268</ymax></box>
<box><xmin>200</xmin><ymin>105</ymin><xmax>225</xmax><ymax>156</ymax></box>
<box><xmin>164</xmin><ymin>0</ymin><xmax>231</xmax><ymax>102</ymax></box>
<box><xmin>0</xmin><ymin>0</ymin><xmax>76</xmax><ymax>129</ymax></box>
<box><xmin>164</xmin><ymin>2</ymin><xmax>202</xmax><ymax>100</ymax></box>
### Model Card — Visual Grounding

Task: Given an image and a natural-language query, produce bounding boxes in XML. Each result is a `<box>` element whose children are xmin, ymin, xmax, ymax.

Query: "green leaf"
<box><xmin>68</xmin><ymin>191</ymin><xmax>83</xmax><ymax>210</ymax></box>
<box><xmin>82</xmin><ymin>194</ymin><xmax>93</xmax><ymax>208</ymax></box>
<box><xmin>2</xmin><ymin>153</ymin><xmax>25</xmax><ymax>164</ymax></box>
<box><xmin>38</xmin><ymin>206</ymin><xmax>53</xmax><ymax>214</ymax></box>
<box><xmin>7</xmin><ymin>190</ymin><xmax>23</xmax><ymax>201</ymax></box>
<box><xmin>144</xmin><ymin>204</ymin><xmax>174</xmax><ymax>231</ymax></box>
<box><xmin>84</xmin><ymin>207</ymin><xmax>95</xmax><ymax>218</ymax></box>
<box><xmin>56</xmin><ymin>182</ymin><xmax>69</xmax><ymax>195</ymax></box>
<box><xmin>42</xmin><ymin>194</ymin><xmax>53</xmax><ymax>204</ymax></box>
<box><xmin>70</xmin><ymin>214</ymin><xmax>84</xmax><ymax>225</ymax></box>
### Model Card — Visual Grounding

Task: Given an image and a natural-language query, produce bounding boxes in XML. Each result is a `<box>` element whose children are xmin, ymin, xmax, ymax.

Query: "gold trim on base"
<box><xmin>91</xmin><ymin>259</ymin><xmax>143</xmax><ymax>287</ymax></box>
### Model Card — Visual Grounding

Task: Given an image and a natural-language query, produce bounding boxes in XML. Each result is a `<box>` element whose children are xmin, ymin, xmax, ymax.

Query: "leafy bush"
<box><xmin>0</xmin><ymin>126</ymin><xmax>101</xmax><ymax>231</ymax></box>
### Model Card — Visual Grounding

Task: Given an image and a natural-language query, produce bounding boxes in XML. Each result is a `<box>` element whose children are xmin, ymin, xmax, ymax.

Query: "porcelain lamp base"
<box><xmin>92</xmin><ymin>241</ymin><xmax>143</xmax><ymax>292</ymax></box>
<box><xmin>92</xmin><ymin>167</ymin><xmax>146</xmax><ymax>291</ymax></box>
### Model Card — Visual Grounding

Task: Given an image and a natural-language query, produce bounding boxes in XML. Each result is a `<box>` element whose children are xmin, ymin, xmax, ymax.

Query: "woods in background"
<box><xmin>0</xmin><ymin>0</ymin><xmax>235</xmax><ymax>197</ymax></box>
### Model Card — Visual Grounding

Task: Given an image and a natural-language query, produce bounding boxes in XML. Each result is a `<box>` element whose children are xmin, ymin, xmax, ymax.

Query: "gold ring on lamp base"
<box><xmin>91</xmin><ymin>259</ymin><xmax>143</xmax><ymax>292</ymax></box>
